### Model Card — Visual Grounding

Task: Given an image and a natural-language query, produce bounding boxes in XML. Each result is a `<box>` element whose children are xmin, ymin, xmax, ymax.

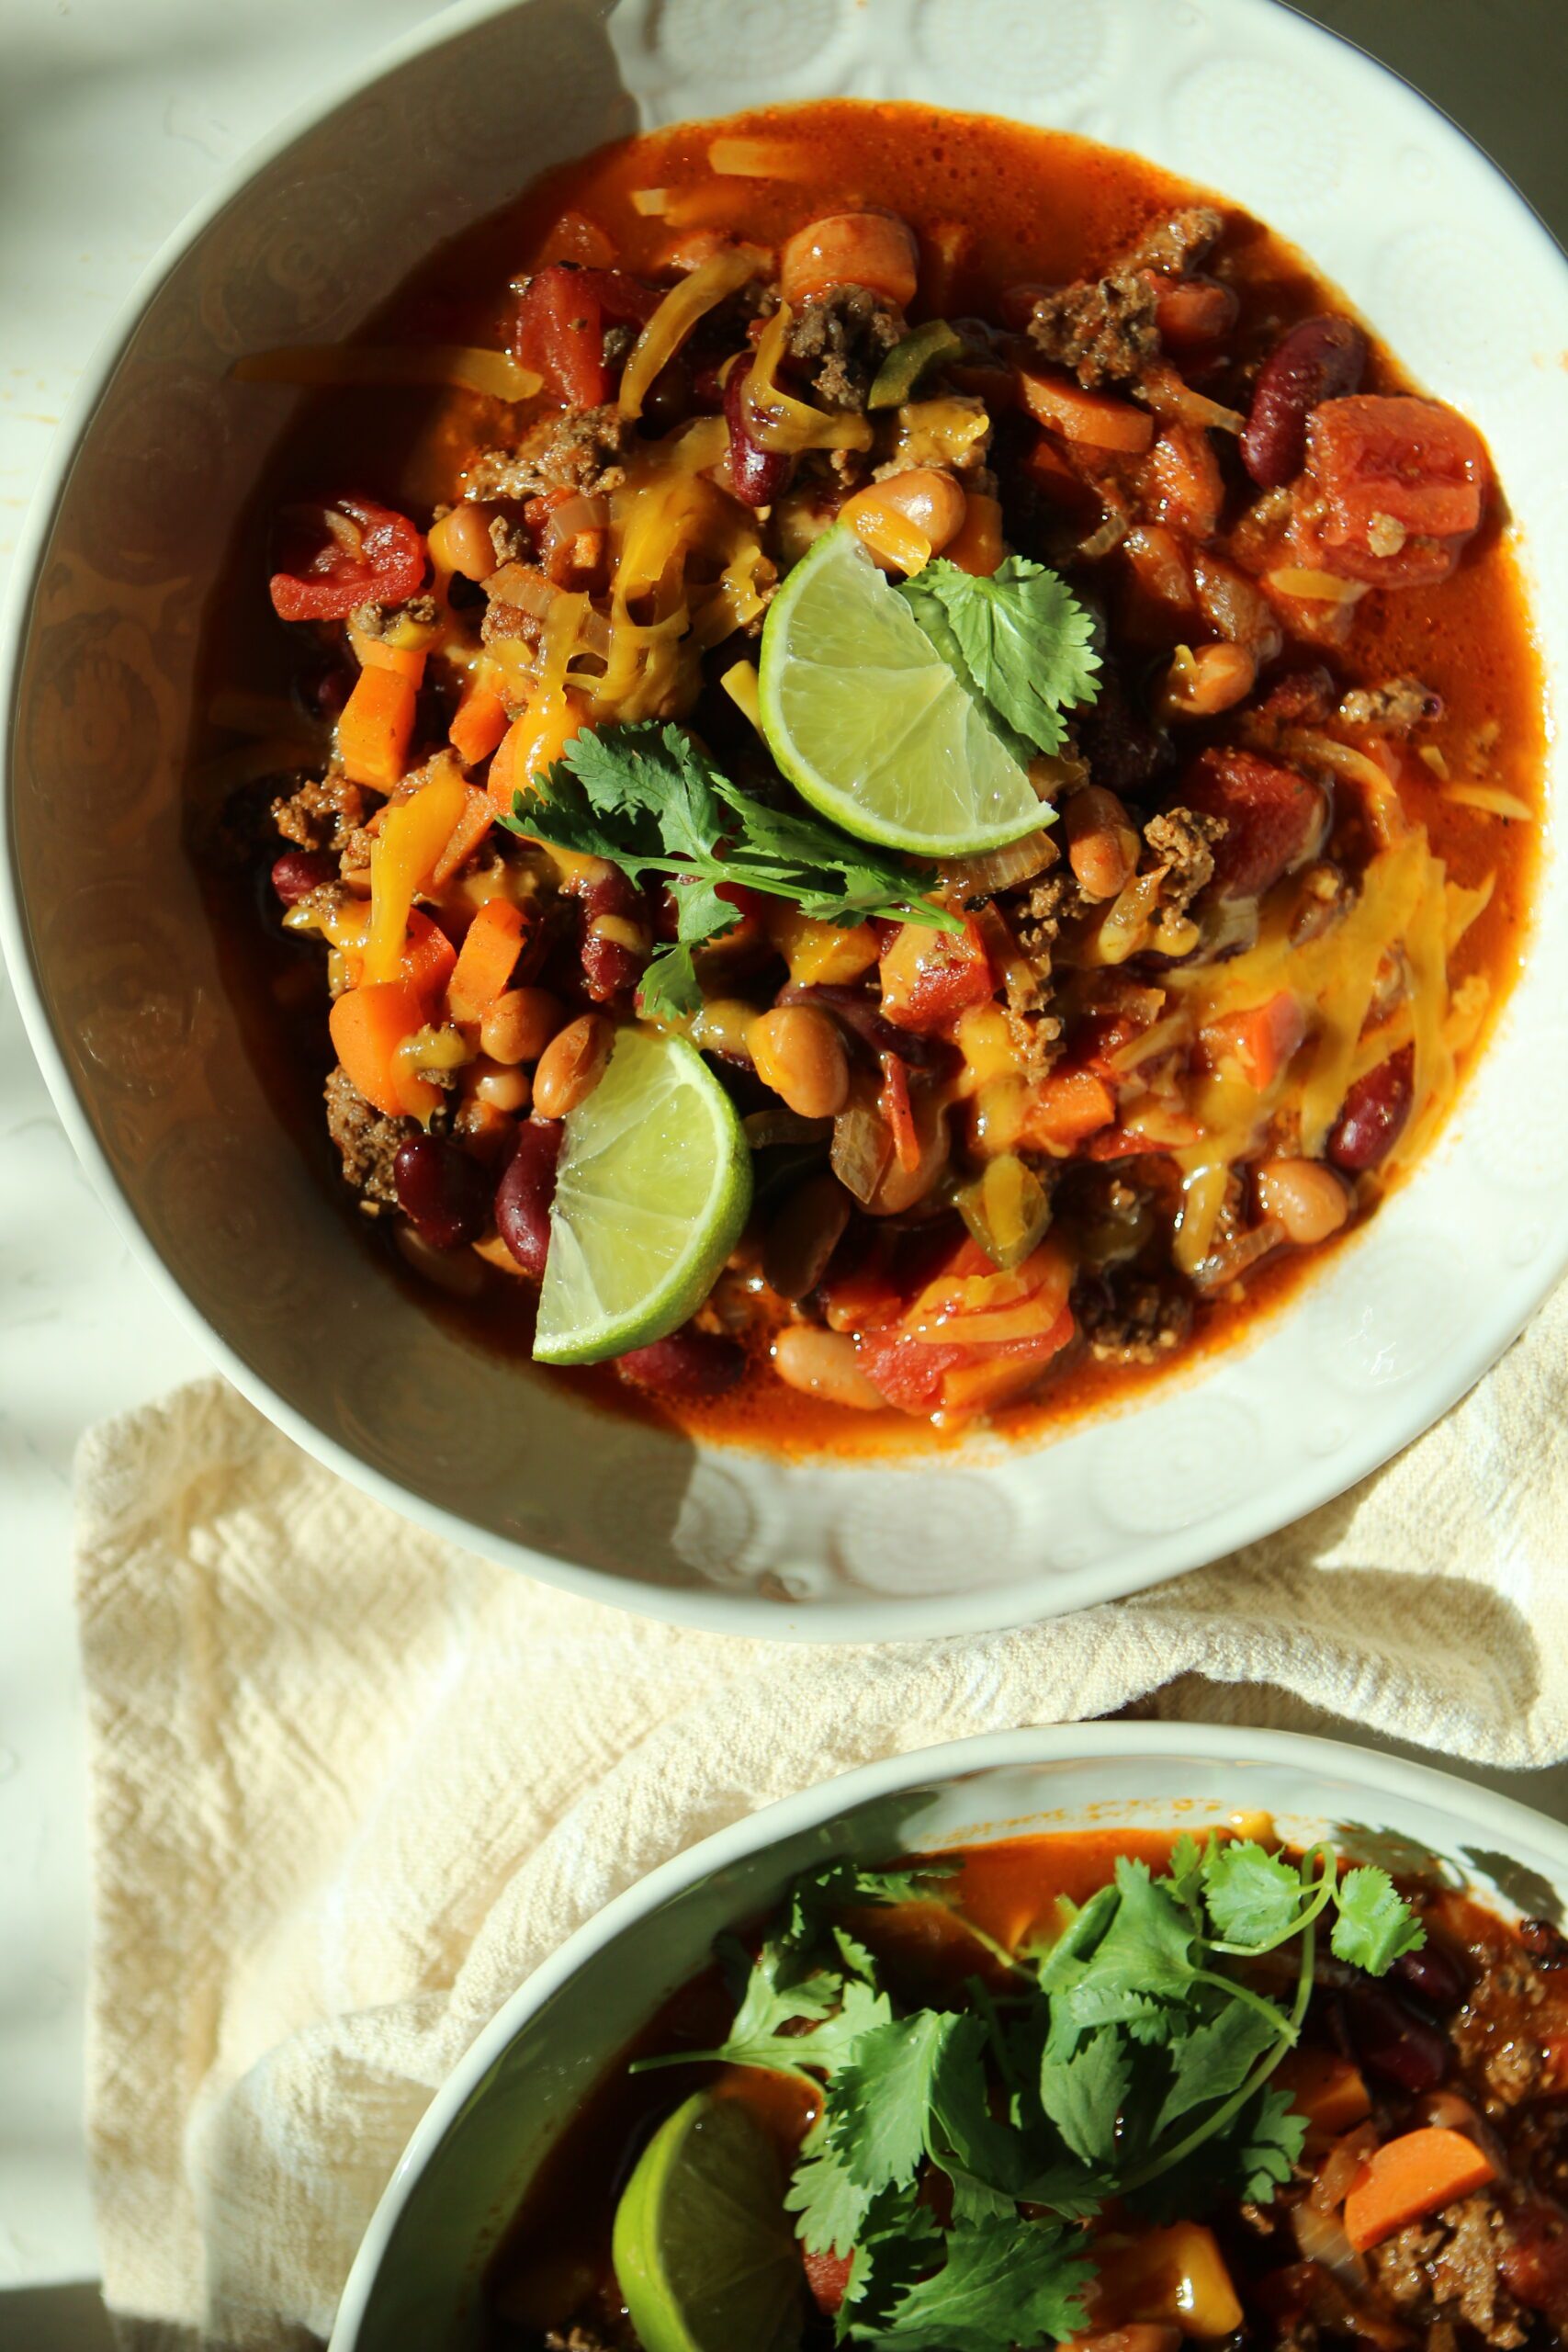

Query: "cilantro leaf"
<box><xmin>897</xmin><ymin>555</ymin><xmax>1100</xmax><ymax>757</ymax></box>
<box><xmin>1332</xmin><ymin>1865</ymin><xmax>1428</xmax><ymax>1973</ymax></box>
<box><xmin>840</xmin><ymin>2187</ymin><xmax>943</xmax><ymax>2325</ymax></box>
<box><xmin>509</xmin><ymin>722</ymin><xmax>961</xmax><ymax>1016</ymax></box>
<box><xmin>834</xmin><ymin>2012</ymin><xmax>971</xmax><ymax>2194</ymax></box>
<box><xmin>846</xmin><ymin>2215</ymin><xmax>1093</xmax><ymax>2352</ymax></box>
<box><xmin>1202</xmin><ymin>1841</ymin><xmax>1314</xmax><ymax>1951</ymax></box>
<box><xmin>1151</xmin><ymin>2002</ymin><xmax>1286</xmax><ymax>2139</ymax></box>
<box><xmin>789</xmin><ymin>2121</ymin><xmax>878</xmax><ymax>2258</ymax></box>
<box><xmin>1040</xmin><ymin>2026</ymin><xmax>1130</xmax><ymax>2169</ymax></box>
<box><xmin>1126</xmin><ymin>2079</ymin><xmax>1306</xmax><ymax>2225</ymax></box>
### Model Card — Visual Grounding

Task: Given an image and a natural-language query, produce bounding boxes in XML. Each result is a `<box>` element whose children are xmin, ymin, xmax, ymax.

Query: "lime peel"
<box><xmin>612</xmin><ymin>2090</ymin><xmax>803</xmax><ymax>2352</ymax></box>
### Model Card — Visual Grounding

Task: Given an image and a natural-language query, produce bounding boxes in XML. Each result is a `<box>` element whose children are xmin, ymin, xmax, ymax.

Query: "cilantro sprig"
<box><xmin>897</xmin><ymin>554</ymin><xmax>1101</xmax><ymax>762</ymax></box>
<box><xmin>502</xmin><ymin>721</ymin><xmax>960</xmax><ymax>1021</ymax></box>
<box><xmin>631</xmin><ymin>1834</ymin><xmax>1424</xmax><ymax>2351</ymax></box>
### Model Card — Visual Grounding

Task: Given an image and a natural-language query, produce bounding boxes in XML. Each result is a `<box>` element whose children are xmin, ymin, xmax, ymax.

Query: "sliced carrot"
<box><xmin>1018</xmin><ymin>364</ymin><xmax>1156</xmax><ymax>454</ymax></box>
<box><xmin>1019</xmin><ymin>1067</ymin><xmax>1117</xmax><ymax>1152</ymax></box>
<box><xmin>1343</xmin><ymin>2127</ymin><xmax>1496</xmax><ymax>2253</ymax></box>
<box><xmin>1276</xmin><ymin>2048</ymin><xmax>1371</xmax><ymax>2140</ymax></box>
<box><xmin>944</xmin><ymin>490</ymin><xmax>1006</xmax><ymax>577</ymax></box>
<box><xmin>1200</xmin><ymin>990</ymin><xmax>1307</xmax><ymax>1091</ymax></box>
<box><xmin>339</xmin><ymin>666</ymin><xmax>419</xmax><ymax>788</ymax></box>
<box><xmin>449</xmin><ymin>683</ymin><xmax>510</xmax><ymax>767</ymax></box>
<box><xmin>338</xmin><ymin>908</ymin><xmax>455</xmax><ymax>1000</ymax></box>
<box><xmin>447</xmin><ymin>899</ymin><xmax>526</xmax><ymax>1023</ymax></box>
<box><xmin>879</xmin><ymin>1055</ymin><xmax>920</xmax><ymax>1173</ymax></box>
<box><xmin>431</xmin><ymin>785</ymin><xmax>494</xmax><ymax>888</ymax></box>
<box><xmin>488</xmin><ymin>686</ymin><xmax>590</xmax><ymax>815</ymax></box>
<box><xmin>349</xmin><ymin>627</ymin><xmax>427</xmax><ymax>685</ymax></box>
<box><xmin>329</xmin><ymin>979</ymin><xmax>429</xmax><ymax>1119</ymax></box>
<box><xmin>363</xmin><ymin>769</ymin><xmax>470</xmax><ymax>982</ymax></box>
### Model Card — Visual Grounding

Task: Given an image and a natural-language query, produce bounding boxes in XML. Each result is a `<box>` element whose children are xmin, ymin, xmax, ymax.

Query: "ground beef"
<box><xmin>272</xmin><ymin>773</ymin><xmax>369</xmax><ymax>854</ymax></box>
<box><xmin>1077</xmin><ymin>1274</ymin><xmax>1192</xmax><ymax>1365</ymax></box>
<box><xmin>1339</xmin><ymin>675</ymin><xmax>1443</xmax><ymax>733</ymax></box>
<box><xmin>1455</xmin><ymin>1959</ymin><xmax>1551</xmax><ymax>2110</ymax></box>
<box><xmin>481</xmin><ymin>597</ymin><xmax>545</xmax><ymax>650</ymax></box>
<box><xmin>1027</xmin><ymin>206</ymin><xmax>1223</xmax><ymax>390</ymax></box>
<box><xmin>1010</xmin><ymin>870</ymin><xmax>1086</xmax><ymax>974</ymax></box>
<box><xmin>1371</xmin><ymin>2192</ymin><xmax>1531</xmax><ymax>2348</ymax></box>
<box><xmin>466</xmin><ymin>404</ymin><xmax>632</xmax><ymax>501</ymax></box>
<box><xmin>323</xmin><ymin>1066</ymin><xmax>409</xmax><ymax>1211</ymax></box>
<box><xmin>1143</xmin><ymin>807</ymin><xmax>1225</xmax><ymax>913</ymax></box>
<box><xmin>784</xmin><ymin>286</ymin><xmax>903</xmax><ymax>411</ymax></box>
<box><xmin>348</xmin><ymin>592</ymin><xmax>438</xmax><ymax>640</ymax></box>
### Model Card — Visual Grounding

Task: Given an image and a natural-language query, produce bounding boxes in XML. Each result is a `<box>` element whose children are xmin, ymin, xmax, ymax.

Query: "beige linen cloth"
<box><xmin>78</xmin><ymin>1288</ymin><xmax>1568</xmax><ymax>2347</ymax></box>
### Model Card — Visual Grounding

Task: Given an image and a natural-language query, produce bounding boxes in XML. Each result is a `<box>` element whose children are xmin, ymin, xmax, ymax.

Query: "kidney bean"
<box><xmin>493</xmin><ymin>1118</ymin><xmax>563</xmax><ymax>1278</ymax></box>
<box><xmin>1501</xmin><ymin>2199</ymin><xmax>1568</xmax><ymax>2323</ymax></box>
<box><xmin>724</xmin><ymin>359</ymin><xmax>790</xmax><ymax>507</ymax></box>
<box><xmin>1328</xmin><ymin>1045</ymin><xmax>1415</xmax><ymax>1172</ymax></box>
<box><xmin>1520</xmin><ymin>1918</ymin><xmax>1568</xmax><ymax>1968</ymax></box>
<box><xmin>1392</xmin><ymin>1938</ymin><xmax>1470</xmax><ymax>2012</ymax></box>
<box><xmin>393</xmin><ymin>1134</ymin><xmax>494</xmax><ymax>1252</ymax></box>
<box><xmin>573</xmin><ymin>870</ymin><xmax>650</xmax><ymax>1004</ymax></box>
<box><xmin>1242</xmin><ymin>314</ymin><xmax>1368</xmax><ymax>489</ymax></box>
<box><xmin>1343</xmin><ymin>1978</ymin><xmax>1450</xmax><ymax>2092</ymax></box>
<box><xmin>616</xmin><ymin>1328</ymin><xmax>745</xmax><ymax>1398</ymax></box>
<box><xmin>270</xmin><ymin>849</ymin><xmax>337</xmax><ymax>904</ymax></box>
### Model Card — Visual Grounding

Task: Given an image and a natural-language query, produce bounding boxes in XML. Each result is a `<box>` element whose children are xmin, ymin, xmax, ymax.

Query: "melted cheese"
<box><xmin>617</xmin><ymin>243</ymin><xmax>765</xmax><ymax>422</ymax></box>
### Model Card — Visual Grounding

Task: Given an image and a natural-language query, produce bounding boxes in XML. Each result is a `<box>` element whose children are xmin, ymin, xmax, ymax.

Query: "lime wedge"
<box><xmin>612</xmin><ymin>2091</ymin><xmax>804</xmax><ymax>2352</ymax></box>
<box><xmin>758</xmin><ymin>524</ymin><xmax>1043</xmax><ymax>858</ymax></box>
<box><xmin>534</xmin><ymin>1029</ymin><xmax>751</xmax><ymax>1365</ymax></box>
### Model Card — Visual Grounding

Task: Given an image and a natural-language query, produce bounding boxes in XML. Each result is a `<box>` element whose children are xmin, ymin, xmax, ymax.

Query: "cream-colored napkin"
<box><xmin>77</xmin><ymin>1294</ymin><xmax>1568</xmax><ymax>2346</ymax></box>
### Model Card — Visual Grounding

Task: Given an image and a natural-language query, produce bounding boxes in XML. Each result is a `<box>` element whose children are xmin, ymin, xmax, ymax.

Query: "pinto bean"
<box><xmin>480</xmin><ymin>987</ymin><xmax>563</xmax><ymax>1066</ymax></box>
<box><xmin>1254</xmin><ymin>1158</ymin><xmax>1349</xmax><ymax>1247</ymax></box>
<box><xmin>493</xmin><ymin>1118</ymin><xmax>562</xmax><ymax>1277</ymax></box>
<box><xmin>533</xmin><ymin>1013</ymin><xmax>611</xmax><ymax>1119</ymax></box>
<box><xmin>1064</xmin><ymin>786</ymin><xmax>1139</xmax><ymax>901</ymax></box>
<box><xmin>724</xmin><ymin>359</ymin><xmax>790</xmax><ymax>508</ymax></box>
<box><xmin>616</xmin><ymin>1328</ymin><xmax>746</xmax><ymax>1398</ymax></box>
<box><xmin>1242</xmin><ymin>314</ymin><xmax>1368</xmax><ymax>489</ymax></box>
<box><xmin>427</xmin><ymin>500</ymin><xmax>497</xmax><ymax>581</ymax></box>
<box><xmin>748</xmin><ymin>1006</ymin><xmax>850</xmax><ymax>1120</ymax></box>
<box><xmin>1327</xmin><ymin>1045</ymin><xmax>1415</xmax><ymax>1171</ymax></box>
<box><xmin>1159</xmin><ymin>640</ymin><xmax>1257</xmax><ymax>720</ymax></box>
<box><xmin>840</xmin><ymin>469</ymin><xmax>967</xmax><ymax>570</ymax></box>
<box><xmin>773</xmin><ymin>1326</ymin><xmax>883</xmax><ymax>1409</ymax></box>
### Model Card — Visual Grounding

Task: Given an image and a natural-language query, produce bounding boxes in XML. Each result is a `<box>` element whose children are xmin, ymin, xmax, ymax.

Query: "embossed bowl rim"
<box><xmin>3</xmin><ymin>0</ymin><xmax>1566</xmax><ymax>1637</ymax></box>
<box><xmin>327</xmin><ymin>1720</ymin><xmax>1568</xmax><ymax>2349</ymax></box>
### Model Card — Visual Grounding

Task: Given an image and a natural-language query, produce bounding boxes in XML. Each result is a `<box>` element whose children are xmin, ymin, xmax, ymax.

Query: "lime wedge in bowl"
<box><xmin>534</xmin><ymin>1028</ymin><xmax>751</xmax><ymax>1366</ymax></box>
<box><xmin>758</xmin><ymin>524</ymin><xmax>1043</xmax><ymax>858</ymax></box>
<box><xmin>612</xmin><ymin>2091</ymin><xmax>804</xmax><ymax>2352</ymax></box>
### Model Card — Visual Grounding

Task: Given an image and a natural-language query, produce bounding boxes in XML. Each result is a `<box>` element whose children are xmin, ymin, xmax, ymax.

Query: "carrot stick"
<box><xmin>1018</xmin><ymin>364</ymin><xmax>1156</xmax><ymax>454</ymax></box>
<box><xmin>1343</xmin><ymin>2128</ymin><xmax>1496</xmax><ymax>2252</ymax></box>
<box><xmin>944</xmin><ymin>491</ymin><xmax>1006</xmax><ymax>577</ymax></box>
<box><xmin>1020</xmin><ymin>1068</ymin><xmax>1117</xmax><ymax>1152</ymax></box>
<box><xmin>431</xmin><ymin>786</ymin><xmax>494</xmax><ymax>888</ymax></box>
<box><xmin>1275</xmin><ymin>2049</ymin><xmax>1371</xmax><ymax>2140</ymax></box>
<box><xmin>447</xmin><ymin>899</ymin><xmax>525</xmax><ymax>1023</ymax></box>
<box><xmin>488</xmin><ymin>687</ymin><xmax>589</xmax><ymax>814</ymax></box>
<box><xmin>329</xmin><ymin>980</ymin><xmax>429</xmax><ymax>1118</ymax></box>
<box><xmin>449</xmin><ymin>684</ymin><xmax>510</xmax><ymax>767</ymax></box>
<box><xmin>339</xmin><ymin>666</ymin><xmax>418</xmax><ymax>787</ymax></box>
<box><xmin>349</xmin><ymin>627</ymin><xmax>427</xmax><ymax>685</ymax></box>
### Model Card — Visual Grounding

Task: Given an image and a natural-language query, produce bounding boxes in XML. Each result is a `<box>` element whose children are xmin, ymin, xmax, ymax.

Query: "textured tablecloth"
<box><xmin>77</xmin><ymin>1301</ymin><xmax>1568</xmax><ymax>2342</ymax></box>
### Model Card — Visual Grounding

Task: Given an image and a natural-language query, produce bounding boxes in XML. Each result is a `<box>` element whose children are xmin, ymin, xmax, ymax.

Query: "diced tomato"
<box><xmin>268</xmin><ymin>496</ymin><xmax>426</xmax><ymax>623</ymax></box>
<box><xmin>879</xmin><ymin>916</ymin><xmax>993</xmax><ymax>1033</ymax></box>
<box><xmin>1153</xmin><ymin>273</ymin><xmax>1239</xmax><ymax>351</ymax></box>
<box><xmin>1017</xmin><ymin>1067</ymin><xmax>1117</xmax><ymax>1153</ymax></box>
<box><xmin>1304</xmin><ymin>394</ymin><xmax>1489</xmax><ymax>582</ymax></box>
<box><xmin>1200</xmin><ymin>990</ymin><xmax>1307</xmax><ymax>1089</ymax></box>
<box><xmin>1147</xmin><ymin>424</ymin><xmax>1224</xmax><ymax>539</ymax></box>
<box><xmin>1179</xmin><ymin>746</ymin><xmax>1326</xmax><ymax>901</ymax></box>
<box><xmin>803</xmin><ymin>2249</ymin><xmax>853</xmax><ymax>2317</ymax></box>
<box><xmin>513</xmin><ymin>264</ymin><xmax>660</xmax><ymax>406</ymax></box>
<box><xmin>857</xmin><ymin>1237</ymin><xmax>1076</xmax><ymax>1417</ymax></box>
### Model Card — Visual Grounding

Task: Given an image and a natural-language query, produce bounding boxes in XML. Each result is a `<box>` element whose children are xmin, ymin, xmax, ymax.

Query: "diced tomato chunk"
<box><xmin>856</xmin><ymin>1236</ymin><xmax>1076</xmax><ymax>1416</ymax></box>
<box><xmin>513</xmin><ymin>264</ymin><xmax>660</xmax><ymax>407</ymax></box>
<box><xmin>1179</xmin><ymin>747</ymin><xmax>1326</xmax><ymax>901</ymax></box>
<box><xmin>1017</xmin><ymin>1067</ymin><xmax>1117</xmax><ymax>1153</ymax></box>
<box><xmin>803</xmin><ymin>2249</ymin><xmax>853</xmax><ymax>2317</ymax></box>
<box><xmin>268</xmin><ymin>495</ymin><xmax>425</xmax><ymax>623</ymax></box>
<box><xmin>1147</xmin><ymin>424</ymin><xmax>1224</xmax><ymax>539</ymax></box>
<box><xmin>1304</xmin><ymin>394</ymin><xmax>1489</xmax><ymax>582</ymax></box>
<box><xmin>879</xmin><ymin>916</ymin><xmax>993</xmax><ymax>1033</ymax></box>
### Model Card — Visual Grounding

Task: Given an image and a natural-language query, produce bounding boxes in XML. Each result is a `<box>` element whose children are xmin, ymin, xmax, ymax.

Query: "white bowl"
<box><xmin>3</xmin><ymin>0</ymin><xmax>1565</xmax><ymax>1636</ymax></box>
<box><xmin>326</xmin><ymin>1720</ymin><xmax>1568</xmax><ymax>2350</ymax></box>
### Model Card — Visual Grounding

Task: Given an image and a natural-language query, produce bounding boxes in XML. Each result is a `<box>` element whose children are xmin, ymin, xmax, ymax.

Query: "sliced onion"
<box><xmin>1292</xmin><ymin>2199</ymin><xmax>1369</xmax><ymax>2292</ymax></box>
<box><xmin>940</xmin><ymin>828</ymin><xmax>1057</xmax><ymax>898</ymax></box>
<box><xmin>541</xmin><ymin>494</ymin><xmax>609</xmax><ymax>568</ymax></box>
<box><xmin>742</xmin><ymin>1109</ymin><xmax>833</xmax><ymax>1152</ymax></box>
<box><xmin>1142</xmin><ymin>361</ymin><xmax>1246</xmax><ymax>433</ymax></box>
<box><xmin>831</xmin><ymin>1102</ymin><xmax>893</xmax><ymax>1204</ymax></box>
<box><xmin>485</xmin><ymin>562</ymin><xmax>558</xmax><ymax>619</ymax></box>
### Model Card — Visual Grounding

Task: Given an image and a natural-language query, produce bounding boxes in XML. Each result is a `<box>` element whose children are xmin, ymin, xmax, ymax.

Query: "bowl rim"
<box><xmin>4</xmin><ymin>0</ymin><xmax>1567</xmax><ymax>1641</ymax></box>
<box><xmin>326</xmin><ymin>1716</ymin><xmax>1568</xmax><ymax>2352</ymax></box>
